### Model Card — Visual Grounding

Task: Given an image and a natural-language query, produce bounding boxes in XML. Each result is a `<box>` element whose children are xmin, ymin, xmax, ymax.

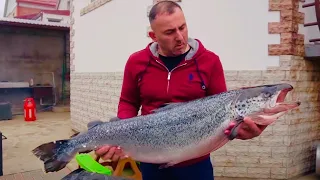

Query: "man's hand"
<box><xmin>224</xmin><ymin>117</ymin><xmax>268</xmax><ymax>140</ymax></box>
<box><xmin>95</xmin><ymin>145</ymin><xmax>127</xmax><ymax>162</ymax></box>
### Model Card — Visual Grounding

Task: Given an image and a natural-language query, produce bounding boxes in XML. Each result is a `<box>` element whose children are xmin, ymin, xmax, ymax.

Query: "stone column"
<box><xmin>211</xmin><ymin>0</ymin><xmax>320</xmax><ymax>179</ymax></box>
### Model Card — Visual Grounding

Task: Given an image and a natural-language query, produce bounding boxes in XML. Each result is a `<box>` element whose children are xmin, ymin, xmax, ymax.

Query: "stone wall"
<box><xmin>69</xmin><ymin>0</ymin><xmax>320</xmax><ymax>179</ymax></box>
<box><xmin>212</xmin><ymin>56</ymin><xmax>320</xmax><ymax>179</ymax></box>
<box><xmin>70</xmin><ymin>72</ymin><xmax>123</xmax><ymax>131</ymax></box>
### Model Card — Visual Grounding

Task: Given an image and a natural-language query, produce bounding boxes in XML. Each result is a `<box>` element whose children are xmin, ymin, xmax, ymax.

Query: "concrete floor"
<box><xmin>0</xmin><ymin>111</ymin><xmax>73</xmax><ymax>175</ymax></box>
<box><xmin>0</xmin><ymin>168</ymin><xmax>72</xmax><ymax>180</ymax></box>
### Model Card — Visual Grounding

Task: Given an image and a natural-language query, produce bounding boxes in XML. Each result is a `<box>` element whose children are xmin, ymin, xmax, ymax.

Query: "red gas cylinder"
<box><xmin>24</xmin><ymin>98</ymin><xmax>37</xmax><ymax>121</ymax></box>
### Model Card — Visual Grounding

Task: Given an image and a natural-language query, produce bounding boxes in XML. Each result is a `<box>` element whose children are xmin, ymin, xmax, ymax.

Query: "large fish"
<box><xmin>32</xmin><ymin>83</ymin><xmax>300</xmax><ymax>173</ymax></box>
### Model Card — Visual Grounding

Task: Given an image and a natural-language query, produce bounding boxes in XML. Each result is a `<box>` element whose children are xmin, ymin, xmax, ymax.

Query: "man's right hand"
<box><xmin>95</xmin><ymin>145</ymin><xmax>126</xmax><ymax>162</ymax></box>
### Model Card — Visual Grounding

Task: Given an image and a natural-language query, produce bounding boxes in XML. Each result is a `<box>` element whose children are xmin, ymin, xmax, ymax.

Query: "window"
<box><xmin>47</xmin><ymin>18</ymin><xmax>62</xmax><ymax>23</ymax></box>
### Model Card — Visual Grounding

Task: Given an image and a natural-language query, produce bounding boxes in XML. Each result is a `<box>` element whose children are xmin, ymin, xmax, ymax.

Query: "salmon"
<box><xmin>32</xmin><ymin>83</ymin><xmax>300</xmax><ymax>173</ymax></box>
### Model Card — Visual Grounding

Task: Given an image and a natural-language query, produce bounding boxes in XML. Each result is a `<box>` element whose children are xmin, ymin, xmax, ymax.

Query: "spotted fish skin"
<box><xmin>32</xmin><ymin>83</ymin><xmax>300</xmax><ymax>173</ymax></box>
<box><xmin>68</xmin><ymin>89</ymin><xmax>239</xmax><ymax>164</ymax></box>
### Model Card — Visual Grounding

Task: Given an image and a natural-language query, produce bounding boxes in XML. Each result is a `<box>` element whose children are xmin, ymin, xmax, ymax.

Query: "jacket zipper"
<box><xmin>155</xmin><ymin>60</ymin><xmax>187</xmax><ymax>94</ymax></box>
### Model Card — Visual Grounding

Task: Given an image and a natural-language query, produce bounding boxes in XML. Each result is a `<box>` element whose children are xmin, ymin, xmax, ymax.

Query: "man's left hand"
<box><xmin>224</xmin><ymin>117</ymin><xmax>268</xmax><ymax>140</ymax></box>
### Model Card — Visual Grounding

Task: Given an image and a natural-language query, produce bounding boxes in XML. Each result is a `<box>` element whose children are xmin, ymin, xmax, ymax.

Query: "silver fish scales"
<box><xmin>32</xmin><ymin>83</ymin><xmax>300</xmax><ymax>173</ymax></box>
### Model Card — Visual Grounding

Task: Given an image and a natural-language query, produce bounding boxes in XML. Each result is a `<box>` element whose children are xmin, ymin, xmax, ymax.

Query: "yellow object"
<box><xmin>112</xmin><ymin>157</ymin><xmax>142</xmax><ymax>180</ymax></box>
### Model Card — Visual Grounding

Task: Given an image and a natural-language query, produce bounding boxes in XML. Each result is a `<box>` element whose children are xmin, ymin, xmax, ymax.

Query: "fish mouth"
<box><xmin>276</xmin><ymin>86</ymin><xmax>293</xmax><ymax>103</ymax></box>
<box><xmin>273</xmin><ymin>86</ymin><xmax>300</xmax><ymax>110</ymax></box>
<box><xmin>251</xmin><ymin>86</ymin><xmax>301</xmax><ymax>125</ymax></box>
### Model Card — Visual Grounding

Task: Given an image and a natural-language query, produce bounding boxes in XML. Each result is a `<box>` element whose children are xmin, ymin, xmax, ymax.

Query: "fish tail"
<box><xmin>32</xmin><ymin>139</ymin><xmax>76</xmax><ymax>173</ymax></box>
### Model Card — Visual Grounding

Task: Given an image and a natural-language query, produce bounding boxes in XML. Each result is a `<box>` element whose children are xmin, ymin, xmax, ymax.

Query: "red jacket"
<box><xmin>117</xmin><ymin>38</ymin><xmax>227</xmax><ymax>166</ymax></box>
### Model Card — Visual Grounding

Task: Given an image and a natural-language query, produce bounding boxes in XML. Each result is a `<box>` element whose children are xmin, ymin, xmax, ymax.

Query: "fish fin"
<box><xmin>87</xmin><ymin>117</ymin><xmax>121</xmax><ymax>130</ymax></box>
<box><xmin>227</xmin><ymin>116</ymin><xmax>245</xmax><ymax>140</ymax></box>
<box><xmin>32</xmin><ymin>139</ymin><xmax>76</xmax><ymax>173</ymax></box>
<box><xmin>70</xmin><ymin>132</ymin><xmax>80</xmax><ymax>138</ymax></box>
<box><xmin>250</xmin><ymin>112</ymin><xmax>286</xmax><ymax>126</ymax></box>
<box><xmin>87</xmin><ymin>120</ymin><xmax>104</xmax><ymax>130</ymax></box>
<box><xmin>151</xmin><ymin>102</ymin><xmax>185</xmax><ymax>113</ymax></box>
<box><xmin>109</xmin><ymin>116</ymin><xmax>121</xmax><ymax>122</ymax></box>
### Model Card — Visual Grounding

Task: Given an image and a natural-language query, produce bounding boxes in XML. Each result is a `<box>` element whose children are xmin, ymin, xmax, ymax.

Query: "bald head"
<box><xmin>148</xmin><ymin>1</ymin><xmax>182</xmax><ymax>23</ymax></box>
<box><xmin>147</xmin><ymin>1</ymin><xmax>188</xmax><ymax>57</ymax></box>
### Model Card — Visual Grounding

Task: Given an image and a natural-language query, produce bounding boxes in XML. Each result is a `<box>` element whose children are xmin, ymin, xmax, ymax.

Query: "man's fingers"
<box><xmin>112</xmin><ymin>154</ymin><xmax>120</xmax><ymax>162</ymax></box>
<box><xmin>224</xmin><ymin>129</ymin><xmax>231</xmax><ymax>135</ymax></box>
<box><xmin>228</xmin><ymin>122</ymin><xmax>236</xmax><ymax>129</ymax></box>
<box><xmin>243</xmin><ymin>117</ymin><xmax>268</xmax><ymax>130</ymax></box>
<box><xmin>232</xmin><ymin>117</ymin><xmax>270</xmax><ymax>140</ymax></box>
<box><xmin>95</xmin><ymin>145</ymin><xmax>110</xmax><ymax>156</ymax></box>
<box><xmin>258</xmin><ymin>124</ymin><xmax>268</xmax><ymax>131</ymax></box>
<box><xmin>101</xmin><ymin>147</ymin><xmax>116</xmax><ymax>160</ymax></box>
<box><xmin>101</xmin><ymin>147</ymin><xmax>114</xmax><ymax>160</ymax></box>
<box><xmin>243</xmin><ymin>118</ymin><xmax>263</xmax><ymax>136</ymax></box>
<box><xmin>95</xmin><ymin>145</ymin><xmax>127</xmax><ymax>161</ymax></box>
<box><xmin>224</xmin><ymin>121</ymin><xmax>237</xmax><ymax>136</ymax></box>
<box><xmin>235</xmin><ymin>127</ymin><xmax>246</xmax><ymax>140</ymax></box>
<box><xmin>120</xmin><ymin>154</ymin><xmax>129</xmax><ymax>160</ymax></box>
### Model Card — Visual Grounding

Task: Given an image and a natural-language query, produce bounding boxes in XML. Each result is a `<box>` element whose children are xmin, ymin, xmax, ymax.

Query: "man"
<box><xmin>95</xmin><ymin>1</ymin><xmax>267</xmax><ymax>179</ymax></box>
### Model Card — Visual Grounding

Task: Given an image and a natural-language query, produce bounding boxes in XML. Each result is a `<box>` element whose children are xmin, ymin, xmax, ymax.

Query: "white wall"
<box><xmin>5</xmin><ymin>0</ymin><xmax>17</xmax><ymax>17</ymax></box>
<box><xmin>73</xmin><ymin>0</ymin><xmax>152</xmax><ymax>72</ymax></box>
<box><xmin>42</xmin><ymin>13</ymin><xmax>70</xmax><ymax>23</ymax></box>
<box><xmin>58</xmin><ymin>0</ymin><xmax>71</xmax><ymax>10</ymax></box>
<box><xmin>73</xmin><ymin>0</ymin><xmax>281</xmax><ymax>72</ymax></box>
<box><xmin>299</xmin><ymin>0</ymin><xmax>320</xmax><ymax>44</ymax></box>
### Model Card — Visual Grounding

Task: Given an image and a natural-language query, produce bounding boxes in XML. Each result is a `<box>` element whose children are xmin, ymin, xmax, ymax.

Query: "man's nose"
<box><xmin>175</xmin><ymin>31</ymin><xmax>183</xmax><ymax>40</ymax></box>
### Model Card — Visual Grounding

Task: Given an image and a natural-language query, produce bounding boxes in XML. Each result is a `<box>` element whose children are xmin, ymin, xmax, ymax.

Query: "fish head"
<box><xmin>233</xmin><ymin>83</ymin><xmax>300</xmax><ymax>125</ymax></box>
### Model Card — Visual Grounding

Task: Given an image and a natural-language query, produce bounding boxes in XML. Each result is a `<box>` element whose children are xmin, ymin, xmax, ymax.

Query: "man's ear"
<box><xmin>148</xmin><ymin>31</ymin><xmax>157</xmax><ymax>42</ymax></box>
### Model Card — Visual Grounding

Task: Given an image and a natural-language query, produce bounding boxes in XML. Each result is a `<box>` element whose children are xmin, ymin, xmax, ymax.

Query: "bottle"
<box><xmin>30</xmin><ymin>78</ymin><xmax>34</xmax><ymax>87</ymax></box>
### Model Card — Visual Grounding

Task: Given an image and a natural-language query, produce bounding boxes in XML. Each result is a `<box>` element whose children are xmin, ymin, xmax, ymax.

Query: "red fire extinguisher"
<box><xmin>24</xmin><ymin>98</ymin><xmax>36</xmax><ymax>121</ymax></box>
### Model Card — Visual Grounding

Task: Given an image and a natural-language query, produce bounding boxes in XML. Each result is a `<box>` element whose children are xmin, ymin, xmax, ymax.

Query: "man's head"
<box><xmin>148</xmin><ymin>1</ymin><xmax>189</xmax><ymax>57</ymax></box>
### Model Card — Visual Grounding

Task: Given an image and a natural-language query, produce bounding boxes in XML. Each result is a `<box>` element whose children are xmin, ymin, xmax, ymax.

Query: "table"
<box><xmin>0</xmin><ymin>86</ymin><xmax>54</xmax><ymax>114</ymax></box>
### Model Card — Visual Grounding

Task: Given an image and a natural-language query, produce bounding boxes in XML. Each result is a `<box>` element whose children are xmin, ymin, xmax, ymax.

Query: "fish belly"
<box><xmin>124</xmin><ymin>129</ymin><xmax>229</xmax><ymax>165</ymax></box>
<box><xmin>92</xmin><ymin>114</ymin><xmax>229</xmax><ymax>165</ymax></box>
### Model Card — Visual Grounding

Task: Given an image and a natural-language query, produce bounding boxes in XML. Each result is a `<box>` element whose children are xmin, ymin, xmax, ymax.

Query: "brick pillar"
<box><xmin>70</xmin><ymin>0</ymin><xmax>75</xmax><ymax>73</ymax></box>
<box><xmin>268</xmin><ymin>0</ymin><xmax>305</xmax><ymax>56</ymax></box>
<box><xmin>69</xmin><ymin>0</ymin><xmax>78</xmax><ymax>131</ymax></box>
<box><xmin>268</xmin><ymin>1</ymin><xmax>320</xmax><ymax>178</ymax></box>
<box><xmin>212</xmin><ymin>1</ymin><xmax>320</xmax><ymax>179</ymax></box>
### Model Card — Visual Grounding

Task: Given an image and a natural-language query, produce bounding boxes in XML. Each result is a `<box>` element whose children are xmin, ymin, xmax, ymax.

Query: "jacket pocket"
<box><xmin>175</xmin><ymin>72</ymin><xmax>207</xmax><ymax>100</ymax></box>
